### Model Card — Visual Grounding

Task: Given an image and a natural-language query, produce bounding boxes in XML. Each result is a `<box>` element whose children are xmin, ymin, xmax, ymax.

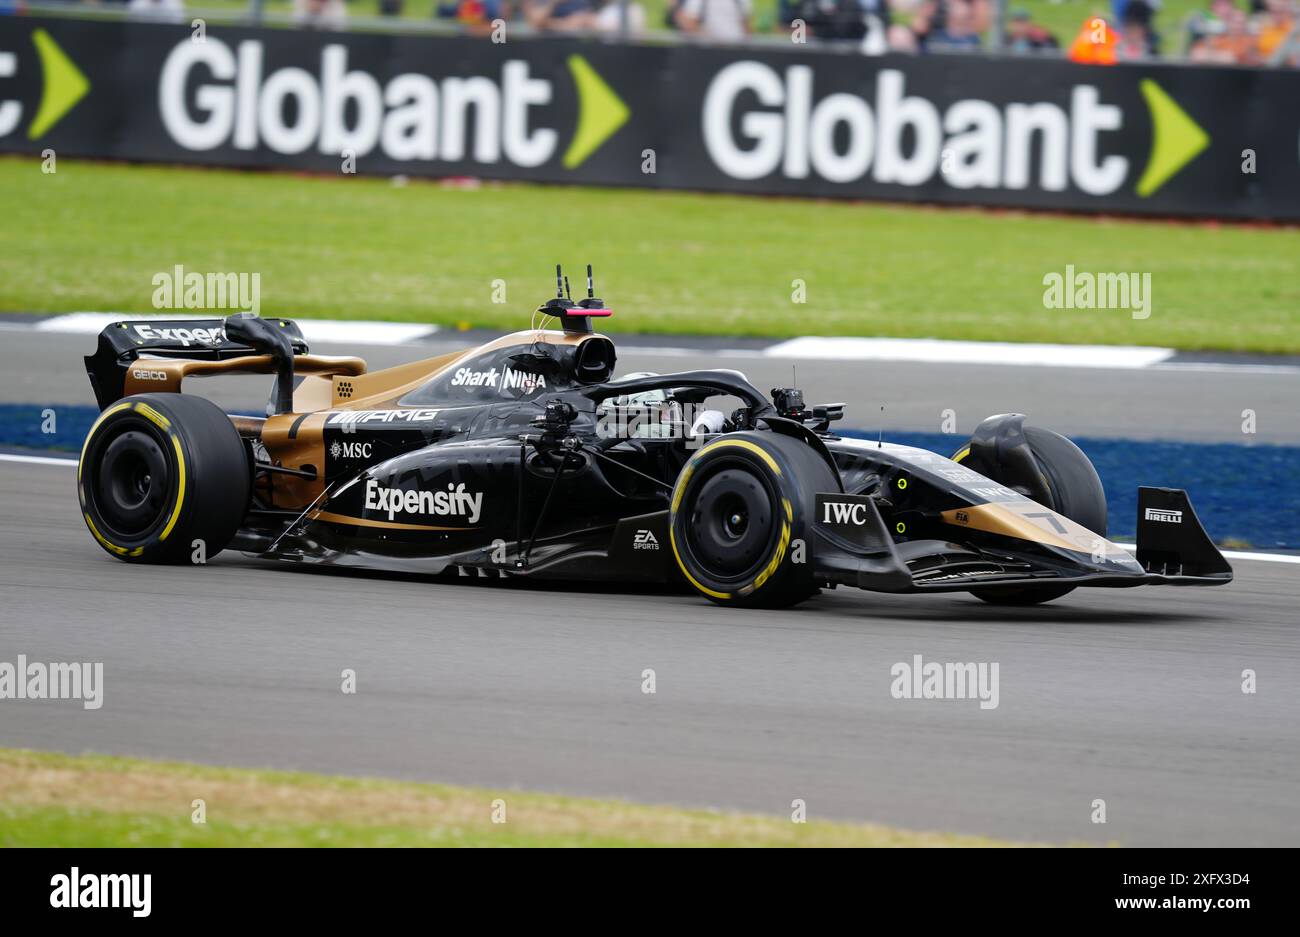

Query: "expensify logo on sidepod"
<box><xmin>156</xmin><ymin>40</ymin><xmax>628</xmax><ymax>170</ymax></box>
<box><xmin>701</xmin><ymin>62</ymin><xmax>1209</xmax><ymax>199</ymax></box>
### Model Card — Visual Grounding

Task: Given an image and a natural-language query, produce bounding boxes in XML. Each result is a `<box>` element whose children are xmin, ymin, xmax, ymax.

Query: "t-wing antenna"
<box><xmin>538</xmin><ymin>263</ymin><xmax>612</xmax><ymax>335</ymax></box>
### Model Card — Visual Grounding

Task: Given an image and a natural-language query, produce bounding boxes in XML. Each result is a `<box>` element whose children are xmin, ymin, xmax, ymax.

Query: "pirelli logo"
<box><xmin>1144</xmin><ymin>507</ymin><xmax>1183</xmax><ymax>524</ymax></box>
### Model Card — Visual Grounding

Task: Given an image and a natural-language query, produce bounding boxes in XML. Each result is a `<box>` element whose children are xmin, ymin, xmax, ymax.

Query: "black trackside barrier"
<box><xmin>2</xmin><ymin>17</ymin><xmax>1298</xmax><ymax>219</ymax></box>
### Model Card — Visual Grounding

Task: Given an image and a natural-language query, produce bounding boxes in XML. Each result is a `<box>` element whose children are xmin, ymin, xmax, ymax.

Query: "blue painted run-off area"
<box><xmin>3</xmin><ymin>405</ymin><xmax>1296</xmax><ymax>550</ymax></box>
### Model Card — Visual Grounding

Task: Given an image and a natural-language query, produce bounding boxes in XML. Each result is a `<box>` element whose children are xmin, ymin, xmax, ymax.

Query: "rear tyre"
<box><xmin>670</xmin><ymin>432</ymin><xmax>839</xmax><ymax>608</ymax></box>
<box><xmin>955</xmin><ymin>425</ymin><xmax>1106</xmax><ymax>606</ymax></box>
<box><xmin>77</xmin><ymin>394</ymin><xmax>250</xmax><ymax>564</ymax></box>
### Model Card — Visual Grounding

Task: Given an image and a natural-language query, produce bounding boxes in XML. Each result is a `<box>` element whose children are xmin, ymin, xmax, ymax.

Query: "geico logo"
<box><xmin>703</xmin><ymin>63</ymin><xmax>1127</xmax><ymax>195</ymax></box>
<box><xmin>131</xmin><ymin>369</ymin><xmax>169</xmax><ymax>381</ymax></box>
<box><xmin>364</xmin><ymin>478</ymin><xmax>483</xmax><ymax>524</ymax></box>
<box><xmin>133</xmin><ymin>324</ymin><xmax>226</xmax><ymax>347</ymax></box>
<box><xmin>327</xmin><ymin>409</ymin><xmax>440</xmax><ymax>425</ymax></box>
<box><xmin>822</xmin><ymin>501</ymin><xmax>870</xmax><ymax>525</ymax></box>
<box><xmin>450</xmin><ymin>366</ymin><xmax>546</xmax><ymax>393</ymax></box>
<box><xmin>159</xmin><ymin>40</ymin><xmax>557</xmax><ymax>165</ymax></box>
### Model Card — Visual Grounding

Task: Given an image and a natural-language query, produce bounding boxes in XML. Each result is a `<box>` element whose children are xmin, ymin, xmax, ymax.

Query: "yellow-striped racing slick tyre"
<box><xmin>670</xmin><ymin>432</ymin><xmax>839</xmax><ymax>609</ymax></box>
<box><xmin>77</xmin><ymin>394</ymin><xmax>250</xmax><ymax>564</ymax></box>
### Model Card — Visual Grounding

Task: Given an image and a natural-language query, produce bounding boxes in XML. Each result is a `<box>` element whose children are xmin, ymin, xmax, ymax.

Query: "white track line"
<box><xmin>32</xmin><ymin>312</ymin><xmax>438</xmax><ymax>346</ymax></box>
<box><xmin>0</xmin><ymin>453</ymin><xmax>78</xmax><ymax>467</ymax></box>
<box><xmin>11</xmin><ymin>314</ymin><xmax>1300</xmax><ymax>372</ymax></box>
<box><xmin>763</xmin><ymin>336</ymin><xmax>1175</xmax><ymax>369</ymax></box>
<box><xmin>4</xmin><ymin>452</ymin><xmax>1295</xmax><ymax>565</ymax></box>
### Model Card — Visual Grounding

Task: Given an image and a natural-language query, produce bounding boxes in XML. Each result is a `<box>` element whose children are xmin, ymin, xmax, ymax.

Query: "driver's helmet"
<box><xmin>607</xmin><ymin>372</ymin><xmax>681</xmax><ymax>439</ymax></box>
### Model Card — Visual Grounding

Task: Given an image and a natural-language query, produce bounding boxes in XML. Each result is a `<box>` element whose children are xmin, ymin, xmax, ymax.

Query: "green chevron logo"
<box><xmin>1135</xmin><ymin>79</ymin><xmax>1209</xmax><ymax>198</ymax></box>
<box><xmin>28</xmin><ymin>28</ymin><xmax>90</xmax><ymax>139</ymax></box>
<box><xmin>562</xmin><ymin>55</ymin><xmax>628</xmax><ymax>170</ymax></box>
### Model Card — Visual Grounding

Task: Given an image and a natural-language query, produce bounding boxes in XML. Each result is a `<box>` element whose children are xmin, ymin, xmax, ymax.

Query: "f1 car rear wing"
<box><xmin>84</xmin><ymin>317</ymin><xmax>309</xmax><ymax>409</ymax></box>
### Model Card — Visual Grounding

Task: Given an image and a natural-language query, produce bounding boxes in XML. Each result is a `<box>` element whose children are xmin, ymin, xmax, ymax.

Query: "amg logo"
<box><xmin>822</xmin><ymin>501</ymin><xmax>871</xmax><ymax>525</ymax></box>
<box><xmin>329</xmin><ymin>440</ymin><xmax>372</xmax><ymax>460</ymax></box>
<box><xmin>328</xmin><ymin>409</ymin><xmax>440</xmax><ymax>425</ymax></box>
<box><xmin>633</xmin><ymin>529</ymin><xmax>659</xmax><ymax>549</ymax></box>
<box><xmin>450</xmin><ymin>367</ymin><xmax>546</xmax><ymax>394</ymax></box>
<box><xmin>364</xmin><ymin>478</ymin><xmax>483</xmax><ymax>524</ymax></box>
<box><xmin>131</xmin><ymin>369</ymin><xmax>169</xmax><ymax>381</ymax></box>
<box><xmin>1144</xmin><ymin>507</ymin><xmax>1183</xmax><ymax>524</ymax></box>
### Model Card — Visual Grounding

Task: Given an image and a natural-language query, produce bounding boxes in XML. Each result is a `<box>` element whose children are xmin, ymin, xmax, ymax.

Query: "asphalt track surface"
<box><xmin>2</xmin><ymin>328</ymin><xmax>1299</xmax><ymax>846</ymax></box>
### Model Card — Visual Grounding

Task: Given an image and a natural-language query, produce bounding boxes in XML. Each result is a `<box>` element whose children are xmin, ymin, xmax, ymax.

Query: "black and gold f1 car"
<box><xmin>77</xmin><ymin>267</ymin><xmax>1232</xmax><ymax>608</ymax></box>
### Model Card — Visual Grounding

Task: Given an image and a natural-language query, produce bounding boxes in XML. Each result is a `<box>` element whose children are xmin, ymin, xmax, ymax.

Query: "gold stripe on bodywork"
<box><xmin>942</xmin><ymin>501</ymin><xmax>1127</xmax><ymax>558</ymax></box>
<box><xmin>312</xmin><ymin>510</ymin><xmax>477</xmax><ymax>532</ymax></box>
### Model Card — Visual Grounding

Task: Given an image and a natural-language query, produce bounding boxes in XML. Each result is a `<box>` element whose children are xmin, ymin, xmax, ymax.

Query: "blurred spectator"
<box><xmin>780</xmin><ymin>0</ymin><xmax>899</xmax><ymax>49</ymax></box>
<box><xmin>436</xmin><ymin>0</ymin><xmax>512</xmax><ymax>30</ymax></box>
<box><xmin>379</xmin><ymin>0</ymin><xmax>404</xmax><ymax>15</ymax></box>
<box><xmin>523</xmin><ymin>0</ymin><xmax>596</xmax><ymax>30</ymax></box>
<box><xmin>674</xmin><ymin>0</ymin><xmax>752</xmax><ymax>42</ymax></box>
<box><xmin>912</xmin><ymin>0</ymin><xmax>992</xmax><ymax>51</ymax></box>
<box><xmin>127</xmin><ymin>0</ymin><xmax>184</xmax><ymax>20</ymax></box>
<box><xmin>592</xmin><ymin>0</ymin><xmax>646</xmax><ymax>33</ymax></box>
<box><xmin>1190</xmin><ymin>1</ymin><xmax>1259</xmax><ymax>61</ymax></box>
<box><xmin>1254</xmin><ymin>0</ymin><xmax>1298</xmax><ymax>61</ymax></box>
<box><xmin>1005</xmin><ymin>8</ymin><xmax>1060</xmax><ymax>53</ymax></box>
<box><xmin>1068</xmin><ymin>15</ymin><xmax>1120</xmax><ymax>62</ymax></box>
<box><xmin>1115</xmin><ymin>0</ymin><xmax>1157</xmax><ymax>58</ymax></box>
<box><xmin>294</xmin><ymin>0</ymin><xmax>347</xmax><ymax>29</ymax></box>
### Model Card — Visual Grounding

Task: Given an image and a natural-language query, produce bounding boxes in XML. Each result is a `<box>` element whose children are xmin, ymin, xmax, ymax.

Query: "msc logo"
<box><xmin>822</xmin><ymin>501</ymin><xmax>871</xmax><ymax>525</ymax></box>
<box><xmin>633</xmin><ymin>529</ymin><xmax>659</xmax><ymax>550</ymax></box>
<box><xmin>329</xmin><ymin>440</ymin><xmax>372</xmax><ymax>460</ymax></box>
<box><xmin>1144</xmin><ymin>507</ymin><xmax>1183</xmax><ymax>524</ymax></box>
<box><xmin>0</xmin><ymin>29</ymin><xmax>90</xmax><ymax>140</ymax></box>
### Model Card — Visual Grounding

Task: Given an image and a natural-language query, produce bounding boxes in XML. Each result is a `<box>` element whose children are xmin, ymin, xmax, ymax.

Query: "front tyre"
<box><xmin>670</xmin><ymin>432</ymin><xmax>839</xmax><ymax>608</ymax></box>
<box><xmin>955</xmin><ymin>425</ymin><xmax>1106</xmax><ymax>606</ymax></box>
<box><xmin>77</xmin><ymin>394</ymin><xmax>251</xmax><ymax>564</ymax></box>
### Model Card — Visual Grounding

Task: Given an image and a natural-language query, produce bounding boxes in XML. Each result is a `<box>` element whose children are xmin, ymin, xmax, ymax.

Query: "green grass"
<box><xmin>4</xmin><ymin>156</ymin><xmax>1297</xmax><ymax>351</ymax></box>
<box><xmin>0</xmin><ymin>747</ymin><xmax>1029</xmax><ymax>847</ymax></box>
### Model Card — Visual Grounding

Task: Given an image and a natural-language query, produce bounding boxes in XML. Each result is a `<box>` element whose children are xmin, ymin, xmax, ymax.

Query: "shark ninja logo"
<box><xmin>450</xmin><ymin>366</ymin><xmax>547</xmax><ymax>395</ymax></box>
